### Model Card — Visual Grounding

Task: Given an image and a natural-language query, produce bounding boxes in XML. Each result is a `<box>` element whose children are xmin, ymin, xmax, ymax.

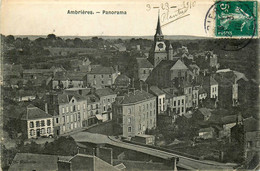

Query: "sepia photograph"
<box><xmin>0</xmin><ymin>0</ymin><xmax>259</xmax><ymax>170</ymax></box>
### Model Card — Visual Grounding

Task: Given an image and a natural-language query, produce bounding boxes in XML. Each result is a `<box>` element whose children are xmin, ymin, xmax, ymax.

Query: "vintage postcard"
<box><xmin>1</xmin><ymin>0</ymin><xmax>259</xmax><ymax>170</ymax></box>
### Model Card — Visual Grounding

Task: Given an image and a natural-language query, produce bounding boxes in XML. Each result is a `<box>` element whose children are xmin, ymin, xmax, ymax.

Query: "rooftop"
<box><xmin>21</xmin><ymin>105</ymin><xmax>52</xmax><ymax>120</ymax></box>
<box><xmin>116</xmin><ymin>90</ymin><xmax>155</xmax><ymax>105</ymax></box>
<box><xmin>199</xmin><ymin>127</ymin><xmax>215</xmax><ymax>132</ymax></box>
<box><xmin>221</xmin><ymin>115</ymin><xmax>237</xmax><ymax>125</ymax></box>
<box><xmin>136</xmin><ymin>58</ymin><xmax>153</xmax><ymax>68</ymax></box>
<box><xmin>149</xmin><ymin>86</ymin><xmax>165</xmax><ymax>96</ymax></box>
<box><xmin>89</xmin><ymin>66</ymin><xmax>116</xmax><ymax>74</ymax></box>
<box><xmin>198</xmin><ymin>108</ymin><xmax>212</xmax><ymax>117</ymax></box>
<box><xmin>95</xmin><ymin>88</ymin><xmax>116</xmax><ymax>97</ymax></box>
<box><xmin>9</xmin><ymin>153</ymin><xmax>60</xmax><ymax>171</ymax></box>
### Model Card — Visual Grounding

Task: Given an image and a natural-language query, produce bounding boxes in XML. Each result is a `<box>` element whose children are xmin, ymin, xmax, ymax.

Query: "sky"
<box><xmin>0</xmin><ymin>0</ymin><xmax>258</xmax><ymax>37</ymax></box>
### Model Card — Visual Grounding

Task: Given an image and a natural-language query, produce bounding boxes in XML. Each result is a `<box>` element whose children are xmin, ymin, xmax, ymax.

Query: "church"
<box><xmin>148</xmin><ymin>15</ymin><xmax>177</xmax><ymax>67</ymax></box>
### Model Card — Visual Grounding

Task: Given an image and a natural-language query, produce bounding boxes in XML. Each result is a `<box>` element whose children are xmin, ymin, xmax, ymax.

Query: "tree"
<box><xmin>43</xmin><ymin>136</ymin><xmax>78</xmax><ymax>156</ymax></box>
<box><xmin>47</xmin><ymin>34</ymin><xmax>56</xmax><ymax>40</ymax></box>
<box><xmin>5</xmin><ymin>35</ymin><xmax>15</xmax><ymax>44</ymax></box>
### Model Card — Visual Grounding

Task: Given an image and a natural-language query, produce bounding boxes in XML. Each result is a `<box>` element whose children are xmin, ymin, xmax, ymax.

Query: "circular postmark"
<box><xmin>204</xmin><ymin>1</ymin><xmax>257</xmax><ymax>51</ymax></box>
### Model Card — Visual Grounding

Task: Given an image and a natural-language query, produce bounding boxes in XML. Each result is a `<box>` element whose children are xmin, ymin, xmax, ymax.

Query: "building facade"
<box><xmin>113</xmin><ymin>90</ymin><xmax>157</xmax><ymax>137</ymax></box>
<box><xmin>86</xmin><ymin>66</ymin><xmax>120</xmax><ymax>88</ymax></box>
<box><xmin>21</xmin><ymin>105</ymin><xmax>54</xmax><ymax>139</ymax></box>
<box><xmin>94</xmin><ymin>88</ymin><xmax>117</xmax><ymax>122</ymax></box>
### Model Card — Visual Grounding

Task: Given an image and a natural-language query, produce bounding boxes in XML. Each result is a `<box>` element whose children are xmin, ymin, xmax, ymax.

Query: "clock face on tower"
<box><xmin>157</xmin><ymin>43</ymin><xmax>164</xmax><ymax>49</ymax></box>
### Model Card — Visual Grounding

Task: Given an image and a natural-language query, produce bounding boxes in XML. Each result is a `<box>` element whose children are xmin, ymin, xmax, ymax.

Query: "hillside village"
<box><xmin>2</xmin><ymin>16</ymin><xmax>259</xmax><ymax>170</ymax></box>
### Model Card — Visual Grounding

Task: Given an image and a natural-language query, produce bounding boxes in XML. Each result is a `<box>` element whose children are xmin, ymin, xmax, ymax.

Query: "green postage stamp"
<box><xmin>215</xmin><ymin>1</ymin><xmax>258</xmax><ymax>37</ymax></box>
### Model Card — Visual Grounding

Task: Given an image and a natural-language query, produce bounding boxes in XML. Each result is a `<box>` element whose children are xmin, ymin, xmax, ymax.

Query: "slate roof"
<box><xmin>203</xmin><ymin>76</ymin><xmax>218</xmax><ymax>86</ymax></box>
<box><xmin>243</xmin><ymin>117</ymin><xmax>259</xmax><ymax>132</ymax></box>
<box><xmin>162</xmin><ymin>86</ymin><xmax>183</xmax><ymax>98</ymax></box>
<box><xmin>117</xmin><ymin>90</ymin><xmax>155</xmax><ymax>105</ymax></box>
<box><xmin>136</xmin><ymin>58</ymin><xmax>153</xmax><ymax>68</ymax></box>
<box><xmin>89</xmin><ymin>66</ymin><xmax>116</xmax><ymax>74</ymax></box>
<box><xmin>198</xmin><ymin>108</ymin><xmax>212</xmax><ymax>117</ymax></box>
<box><xmin>149</xmin><ymin>86</ymin><xmax>165</xmax><ymax>96</ymax></box>
<box><xmin>221</xmin><ymin>115</ymin><xmax>237</xmax><ymax>125</ymax></box>
<box><xmin>21</xmin><ymin>105</ymin><xmax>52</xmax><ymax>120</ymax></box>
<box><xmin>67</xmin><ymin>72</ymin><xmax>87</xmax><ymax>80</ymax></box>
<box><xmin>95</xmin><ymin>88</ymin><xmax>116</xmax><ymax>97</ymax></box>
<box><xmin>23</xmin><ymin>69</ymin><xmax>52</xmax><ymax>74</ymax></box>
<box><xmin>199</xmin><ymin>127</ymin><xmax>215</xmax><ymax>132</ymax></box>
<box><xmin>53</xmin><ymin>72</ymin><xmax>69</xmax><ymax>81</ymax></box>
<box><xmin>56</xmin><ymin>93</ymin><xmax>86</xmax><ymax>104</ymax></box>
<box><xmin>86</xmin><ymin>94</ymin><xmax>100</xmax><ymax>103</ymax></box>
<box><xmin>198</xmin><ymin>86</ymin><xmax>207</xmax><ymax>94</ymax></box>
<box><xmin>114</xmin><ymin>74</ymin><xmax>131</xmax><ymax>86</ymax></box>
<box><xmin>9</xmin><ymin>153</ymin><xmax>60</xmax><ymax>171</ymax></box>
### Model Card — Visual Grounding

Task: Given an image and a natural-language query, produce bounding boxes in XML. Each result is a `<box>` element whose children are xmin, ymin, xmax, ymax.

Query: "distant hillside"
<box><xmin>12</xmin><ymin>35</ymin><xmax>208</xmax><ymax>40</ymax></box>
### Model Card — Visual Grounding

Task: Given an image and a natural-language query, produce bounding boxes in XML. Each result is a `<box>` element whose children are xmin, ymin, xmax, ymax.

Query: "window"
<box><xmin>94</xmin><ymin>75</ymin><xmax>96</xmax><ymax>78</ymax></box>
<box><xmin>47</xmin><ymin>120</ymin><xmax>51</xmax><ymax>126</ymax></box>
<box><xmin>150</xmin><ymin>119</ymin><xmax>152</xmax><ymax>124</ymax></box>
<box><xmin>41</xmin><ymin>120</ymin><xmax>45</xmax><ymax>126</ymax></box>
<box><xmin>66</xmin><ymin>116</ymin><xmax>70</xmax><ymax>123</ymax></box>
<box><xmin>109</xmin><ymin>75</ymin><xmax>111</xmax><ymax>78</ymax></box>
<box><xmin>101</xmin><ymin>81</ymin><xmax>104</xmax><ymax>84</ymax></box>
<box><xmin>77</xmin><ymin>105</ymin><xmax>80</xmax><ymax>110</ymax></box>
<box><xmin>96</xmin><ymin>104</ymin><xmax>99</xmax><ymax>108</ymax></box>
<box><xmin>108</xmin><ymin>98</ymin><xmax>110</xmax><ymax>102</ymax></box>
<box><xmin>62</xmin><ymin>107</ymin><xmax>65</xmax><ymax>113</ymax></box>
<box><xmin>182</xmin><ymin>99</ymin><xmax>184</xmax><ymax>105</ymax></box>
<box><xmin>150</xmin><ymin>111</ymin><xmax>152</xmax><ymax>116</ymax></box>
<box><xmin>30</xmin><ymin>122</ymin><xmax>34</xmax><ymax>128</ymax></box>
<box><xmin>30</xmin><ymin>129</ymin><xmax>35</xmax><ymax>136</ymax></box>
<box><xmin>56</xmin><ymin>118</ymin><xmax>59</xmax><ymax>124</ymax></box>
<box><xmin>83</xmin><ymin>104</ymin><xmax>86</xmax><ymax>109</ymax></box>
<box><xmin>143</xmin><ymin>105</ymin><xmax>145</xmax><ymax>111</ymax></box>
<box><xmin>91</xmin><ymin>111</ymin><xmax>93</xmax><ymax>116</ymax></box>
<box><xmin>47</xmin><ymin>127</ymin><xmax>51</xmax><ymax>134</ymax></box>
<box><xmin>63</xmin><ymin>116</ymin><xmax>65</xmax><ymax>123</ymax></box>
<box><xmin>147</xmin><ymin>112</ymin><xmax>149</xmax><ymax>118</ymax></box>
<box><xmin>139</xmin><ymin>124</ymin><xmax>141</xmax><ymax>131</ymax></box>
<box><xmin>70</xmin><ymin>106</ymin><xmax>73</xmax><ymax>112</ymax></box>
<box><xmin>178</xmin><ymin>100</ymin><xmax>180</xmax><ymax>105</ymax></box>
<box><xmin>247</xmin><ymin>141</ymin><xmax>252</xmax><ymax>148</ymax></box>
<box><xmin>66</xmin><ymin>107</ymin><xmax>69</xmax><ymax>113</ymax></box>
<box><xmin>174</xmin><ymin>101</ymin><xmax>176</xmax><ymax>106</ymax></box>
<box><xmin>147</xmin><ymin>104</ymin><xmax>148</xmax><ymax>110</ymax></box>
<box><xmin>103</xmin><ymin>106</ymin><xmax>106</xmax><ymax>111</ymax></box>
<box><xmin>128</xmin><ymin>127</ymin><xmax>132</xmax><ymax>133</ymax></box>
<box><xmin>41</xmin><ymin>128</ymin><xmax>45</xmax><ymax>134</ymax></box>
<box><xmin>159</xmin><ymin>99</ymin><xmax>161</xmax><ymax>104</ymax></box>
<box><xmin>128</xmin><ymin>118</ymin><xmax>131</xmax><ymax>124</ymax></box>
<box><xmin>73</xmin><ymin>105</ymin><xmax>76</xmax><ymax>112</ymax></box>
<box><xmin>101</xmin><ymin>75</ymin><xmax>104</xmax><ymax>78</ymax></box>
<box><xmin>78</xmin><ymin>113</ymin><xmax>80</xmax><ymax>121</ymax></box>
<box><xmin>143</xmin><ymin>70</ymin><xmax>146</xmax><ymax>74</ymax></box>
<box><xmin>74</xmin><ymin>114</ymin><xmax>77</xmax><ymax>122</ymax></box>
<box><xmin>128</xmin><ymin>108</ymin><xmax>131</xmax><ymax>114</ymax></box>
<box><xmin>70</xmin><ymin>115</ymin><xmax>73</xmax><ymax>122</ymax></box>
<box><xmin>257</xmin><ymin>141</ymin><xmax>260</xmax><ymax>147</ymax></box>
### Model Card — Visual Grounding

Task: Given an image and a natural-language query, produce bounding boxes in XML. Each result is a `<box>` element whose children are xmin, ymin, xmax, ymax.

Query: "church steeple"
<box><xmin>154</xmin><ymin>13</ymin><xmax>164</xmax><ymax>42</ymax></box>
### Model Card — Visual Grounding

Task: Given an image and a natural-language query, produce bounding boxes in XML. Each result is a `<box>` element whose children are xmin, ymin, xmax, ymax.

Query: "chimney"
<box><xmin>45</xmin><ymin>103</ymin><xmax>48</xmax><ymax>114</ymax></box>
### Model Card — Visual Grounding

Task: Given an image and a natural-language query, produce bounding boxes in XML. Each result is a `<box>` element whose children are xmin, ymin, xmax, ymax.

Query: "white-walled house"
<box><xmin>21</xmin><ymin>105</ymin><xmax>54</xmax><ymax>139</ymax></box>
